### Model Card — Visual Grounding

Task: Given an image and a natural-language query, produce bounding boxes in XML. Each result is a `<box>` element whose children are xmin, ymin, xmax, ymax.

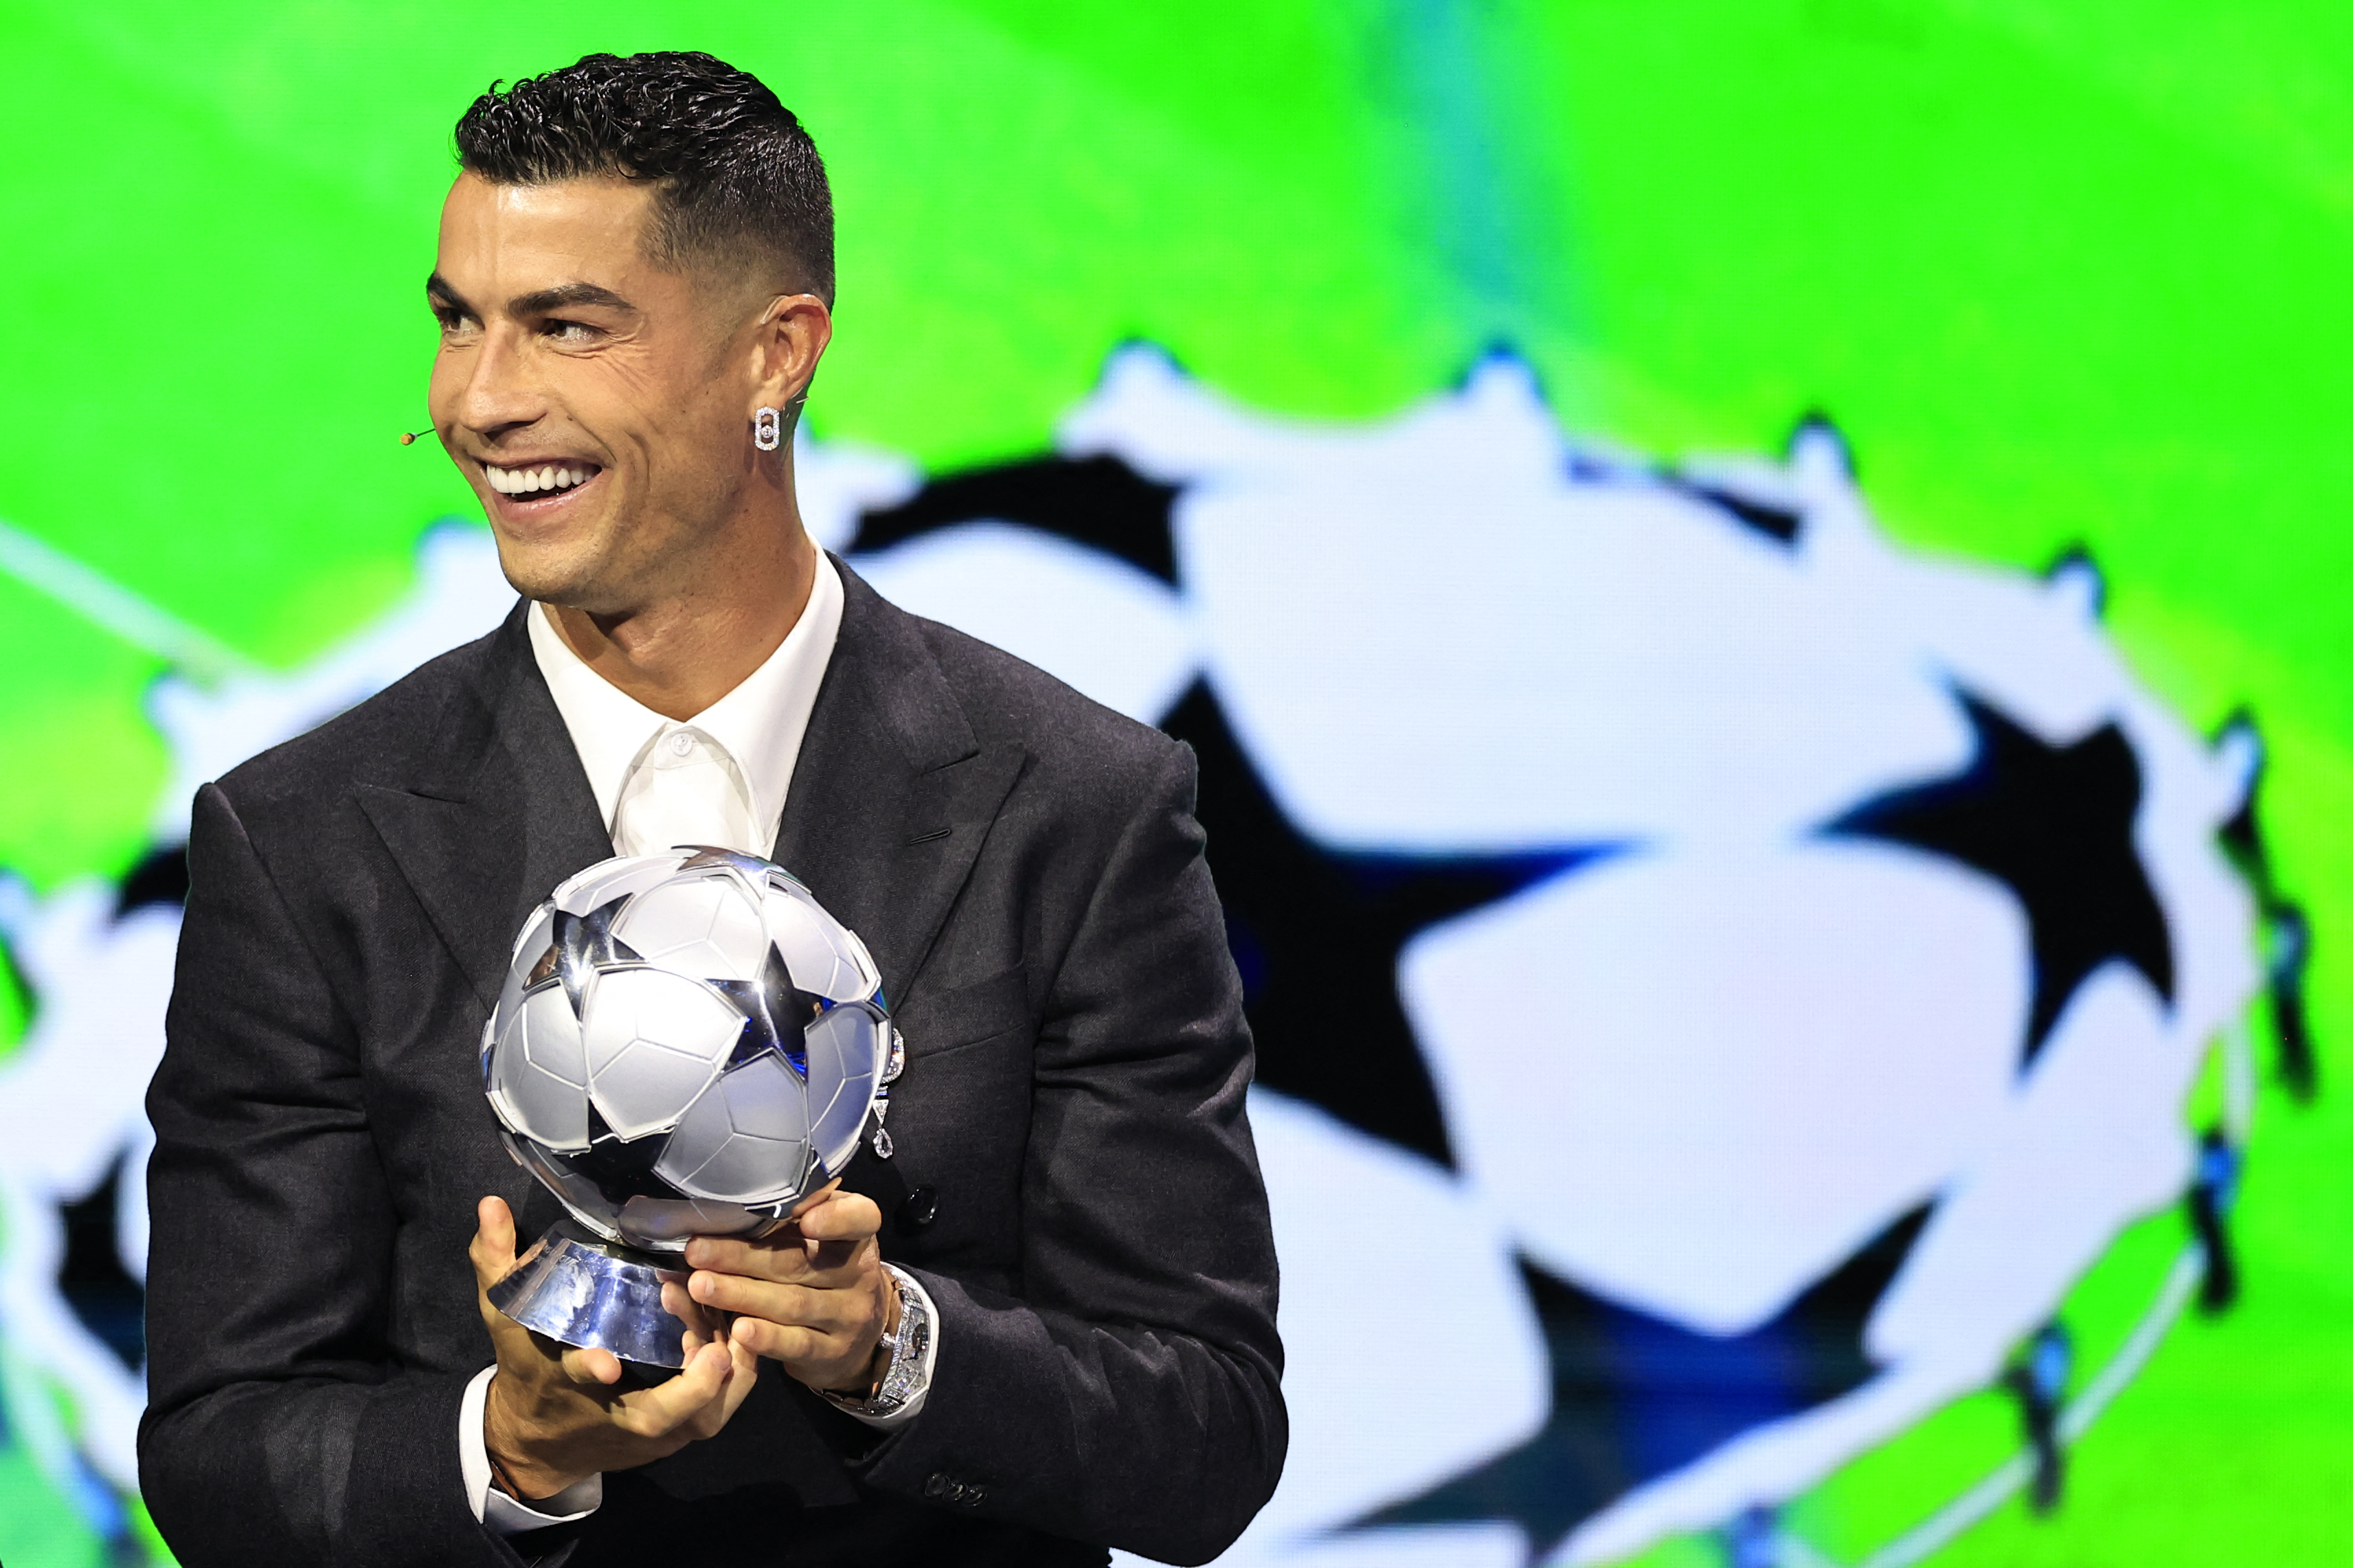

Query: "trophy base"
<box><xmin>488</xmin><ymin>1219</ymin><xmax>694</xmax><ymax>1369</ymax></box>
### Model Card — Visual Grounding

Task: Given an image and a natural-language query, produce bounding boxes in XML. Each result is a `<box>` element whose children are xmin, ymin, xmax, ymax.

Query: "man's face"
<box><xmin>427</xmin><ymin>172</ymin><xmax>772</xmax><ymax>612</ymax></box>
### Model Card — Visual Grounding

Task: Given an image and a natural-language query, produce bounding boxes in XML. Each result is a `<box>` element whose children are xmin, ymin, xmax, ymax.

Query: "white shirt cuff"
<box><xmin>835</xmin><ymin>1264</ymin><xmax>938</xmax><ymax>1429</ymax></box>
<box><xmin>460</xmin><ymin>1365</ymin><xmax>604</xmax><ymax>1533</ymax></box>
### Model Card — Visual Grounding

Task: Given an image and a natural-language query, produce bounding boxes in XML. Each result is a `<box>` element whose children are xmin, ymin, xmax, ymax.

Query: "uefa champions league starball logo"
<box><xmin>484</xmin><ymin>847</ymin><xmax>897</xmax><ymax>1250</ymax></box>
<box><xmin>844</xmin><ymin>348</ymin><xmax>2283</xmax><ymax>1567</ymax></box>
<box><xmin>0</xmin><ymin>348</ymin><xmax>2300</xmax><ymax>1565</ymax></box>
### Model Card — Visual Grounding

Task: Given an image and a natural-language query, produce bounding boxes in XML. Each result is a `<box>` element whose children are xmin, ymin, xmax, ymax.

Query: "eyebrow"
<box><xmin>423</xmin><ymin>273</ymin><xmax>638</xmax><ymax>318</ymax></box>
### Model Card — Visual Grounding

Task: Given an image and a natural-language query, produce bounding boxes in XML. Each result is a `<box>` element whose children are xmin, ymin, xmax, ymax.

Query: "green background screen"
<box><xmin>1</xmin><ymin>3</ymin><xmax>2348</xmax><ymax>1565</ymax></box>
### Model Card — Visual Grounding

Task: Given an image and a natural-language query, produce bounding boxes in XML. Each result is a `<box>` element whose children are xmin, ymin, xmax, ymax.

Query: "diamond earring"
<box><xmin>753</xmin><ymin>407</ymin><xmax>783</xmax><ymax>451</ymax></box>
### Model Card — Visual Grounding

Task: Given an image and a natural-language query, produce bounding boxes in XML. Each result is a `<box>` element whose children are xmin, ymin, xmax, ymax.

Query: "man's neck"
<box><xmin>544</xmin><ymin>527</ymin><xmax>820</xmax><ymax>722</ymax></box>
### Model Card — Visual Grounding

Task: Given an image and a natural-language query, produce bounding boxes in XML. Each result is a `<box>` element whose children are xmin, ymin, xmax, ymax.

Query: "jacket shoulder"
<box><xmin>212</xmin><ymin>617</ymin><xmax>516</xmax><ymax>808</ymax></box>
<box><xmin>908</xmin><ymin>613</ymin><xmax>1186</xmax><ymax>792</ymax></box>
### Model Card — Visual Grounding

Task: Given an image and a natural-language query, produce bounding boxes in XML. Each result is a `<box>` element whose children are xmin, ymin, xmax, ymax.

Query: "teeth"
<box><xmin>486</xmin><ymin>464</ymin><xmax>593</xmax><ymax>497</ymax></box>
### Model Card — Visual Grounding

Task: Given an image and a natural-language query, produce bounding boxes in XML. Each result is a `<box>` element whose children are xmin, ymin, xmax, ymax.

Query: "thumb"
<box><xmin>561</xmin><ymin>1344</ymin><xmax>627</xmax><ymax>1387</ymax></box>
<box><xmin>471</xmin><ymin>1195</ymin><xmax>519</xmax><ymax>1290</ymax></box>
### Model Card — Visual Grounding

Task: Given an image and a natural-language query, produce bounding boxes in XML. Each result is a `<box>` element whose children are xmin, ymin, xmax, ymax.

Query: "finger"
<box><xmin>802</xmin><ymin>1233</ymin><xmax>865</xmax><ymax>1273</ymax></box>
<box><xmin>794</xmin><ymin>1191</ymin><xmax>882</xmax><ymax>1245</ymax></box>
<box><xmin>794</xmin><ymin>1194</ymin><xmax>881</xmax><ymax>1271</ymax></box>
<box><xmin>688</xmin><ymin>1271</ymin><xmax>852</xmax><ymax>1333</ymax></box>
<box><xmin>682</xmin><ymin>1183</ymin><xmax>853</xmax><ymax>1277</ymax></box>
<box><xmin>469</xmin><ymin>1196</ymin><xmax>519</xmax><ymax>1291</ymax></box>
<box><xmin>618</xmin><ymin>1340</ymin><xmax>734</xmax><ymax>1434</ymax></box>
<box><xmin>727</xmin><ymin>1312</ymin><xmax>837</xmax><ymax>1366</ymax></box>
<box><xmin>785</xmin><ymin>1178</ymin><xmax>845</xmax><ymax>1220</ymax></box>
<box><xmin>718</xmin><ymin>1332</ymin><xmax>761</xmax><ymax>1421</ymax></box>
<box><xmin>682</xmin><ymin>1333</ymin><xmax>763</xmax><ymax>1441</ymax></box>
<box><xmin>799</xmin><ymin>1232</ymin><xmax>879</xmax><ymax>1284</ymax></box>
<box><xmin>559</xmin><ymin>1344</ymin><xmax>625</xmax><ymax>1387</ymax></box>
<box><xmin>683</xmin><ymin>1234</ymin><xmax>796</xmax><ymax>1282</ymax></box>
<box><xmin>686</xmin><ymin>1229</ymin><xmax>875</xmax><ymax>1287</ymax></box>
<box><xmin>662</xmin><ymin>1278</ymin><xmax>722</xmax><ymax>1348</ymax></box>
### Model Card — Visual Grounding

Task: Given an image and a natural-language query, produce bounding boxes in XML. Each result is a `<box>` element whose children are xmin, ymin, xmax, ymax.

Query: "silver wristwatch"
<box><xmin>820</xmin><ymin>1264</ymin><xmax>930</xmax><ymax>1420</ymax></box>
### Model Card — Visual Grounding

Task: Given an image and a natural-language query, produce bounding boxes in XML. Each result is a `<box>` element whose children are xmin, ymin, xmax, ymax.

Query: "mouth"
<box><xmin>481</xmin><ymin>459</ymin><xmax>604</xmax><ymax>510</ymax></box>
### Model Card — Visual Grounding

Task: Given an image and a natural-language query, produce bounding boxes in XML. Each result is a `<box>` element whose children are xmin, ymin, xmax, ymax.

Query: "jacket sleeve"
<box><xmin>138</xmin><ymin>782</ymin><xmax>530</xmax><ymax>1568</ymax></box>
<box><xmin>851</xmin><ymin>741</ymin><xmax>1288</xmax><ymax>1565</ymax></box>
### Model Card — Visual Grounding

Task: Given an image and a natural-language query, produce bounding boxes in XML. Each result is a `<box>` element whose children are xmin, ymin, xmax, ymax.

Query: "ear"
<box><xmin>752</xmin><ymin>293</ymin><xmax>833</xmax><ymax>420</ymax></box>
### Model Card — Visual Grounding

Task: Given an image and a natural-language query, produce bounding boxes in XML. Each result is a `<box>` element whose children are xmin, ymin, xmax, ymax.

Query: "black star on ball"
<box><xmin>563</xmin><ymin>1104</ymin><xmax>680</xmax><ymax>1201</ymax></box>
<box><xmin>711</xmin><ymin>944</ymin><xmax>823</xmax><ymax>1076</ymax></box>
<box><xmin>554</xmin><ymin>904</ymin><xmax>642</xmax><ymax>1012</ymax></box>
<box><xmin>1829</xmin><ymin>688</ymin><xmax>2174</xmax><ymax>1065</ymax></box>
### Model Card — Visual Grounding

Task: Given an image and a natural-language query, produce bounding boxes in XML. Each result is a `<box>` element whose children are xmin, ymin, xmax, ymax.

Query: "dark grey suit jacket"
<box><xmin>139</xmin><ymin>561</ymin><xmax>1285</xmax><ymax>1567</ymax></box>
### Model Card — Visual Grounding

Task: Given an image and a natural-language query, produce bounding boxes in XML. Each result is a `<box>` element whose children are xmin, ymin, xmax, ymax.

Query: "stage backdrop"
<box><xmin>2</xmin><ymin>3</ymin><xmax>2349</xmax><ymax>1565</ymax></box>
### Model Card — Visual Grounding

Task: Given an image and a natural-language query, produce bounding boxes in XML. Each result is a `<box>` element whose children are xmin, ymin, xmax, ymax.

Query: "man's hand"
<box><xmin>470</xmin><ymin>1196</ymin><xmax>758</xmax><ymax>1499</ymax></box>
<box><xmin>683</xmin><ymin>1185</ymin><xmax>898</xmax><ymax>1396</ymax></box>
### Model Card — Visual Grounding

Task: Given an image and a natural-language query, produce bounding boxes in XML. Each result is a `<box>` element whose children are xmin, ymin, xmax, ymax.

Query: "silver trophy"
<box><xmin>482</xmin><ymin>847</ymin><xmax>902</xmax><ymax>1367</ymax></box>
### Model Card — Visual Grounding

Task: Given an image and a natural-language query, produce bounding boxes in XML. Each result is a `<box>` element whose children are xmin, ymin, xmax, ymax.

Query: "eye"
<box><xmin>432</xmin><ymin>305</ymin><xmax>477</xmax><ymax>338</ymax></box>
<box><xmin>543</xmin><ymin>317</ymin><xmax>600</xmax><ymax>343</ymax></box>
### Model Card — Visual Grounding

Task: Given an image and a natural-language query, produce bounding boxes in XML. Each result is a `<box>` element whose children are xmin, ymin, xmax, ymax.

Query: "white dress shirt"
<box><xmin>462</xmin><ymin>554</ymin><xmax>940</xmax><ymax>1533</ymax></box>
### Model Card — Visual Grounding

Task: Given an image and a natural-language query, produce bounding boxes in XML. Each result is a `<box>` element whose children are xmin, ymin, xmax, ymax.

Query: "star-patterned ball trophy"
<box><xmin>482</xmin><ymin>847</ymin><xmax>903</xmax><ymax>1367</ymax></box>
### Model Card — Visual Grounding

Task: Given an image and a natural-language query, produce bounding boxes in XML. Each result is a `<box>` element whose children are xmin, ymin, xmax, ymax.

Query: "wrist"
<box><xmin>818</xmin><ymin>1266</ymin><xmax>932</xmax><ymax>1422</ymax></box>
<box><xmin>483</xmin><ymin>1374</ymin><xmax>592</xmax><ymax>1501</ymax></box>
<box><xmin>826</xmin><ymin>1284</ymin><xmax>902</xmax><ymax>1396</ymax></box>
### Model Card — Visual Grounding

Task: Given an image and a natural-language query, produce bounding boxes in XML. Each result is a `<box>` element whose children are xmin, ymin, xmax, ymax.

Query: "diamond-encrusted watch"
<box><xmin>820</xmin><ymin>1264</ymin><xmax>930</xmax><ymax>1420</ymax></box>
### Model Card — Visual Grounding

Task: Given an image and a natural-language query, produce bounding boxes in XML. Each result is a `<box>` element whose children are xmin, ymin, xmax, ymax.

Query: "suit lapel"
<box><xmin>774</xmin><ymin>559</ymin><xmax>1026</xmax><ymax>1008</ymax></box>
<box><xmin>355</xmin><ymin>562</ymin><xmax>1022</xmax><ymax>1016</ymax></box>
<box><xmin>356</xmin><ymin>603</ymin><xmax>614</xmax><ymax>1010</ymax></box>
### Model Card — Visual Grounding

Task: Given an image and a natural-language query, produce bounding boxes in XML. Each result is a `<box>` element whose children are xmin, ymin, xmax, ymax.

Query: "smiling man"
<box><xmin>138</xmin><ymin>52</ymin><xmax>1284</xmax><ymax>1568</ymax></box>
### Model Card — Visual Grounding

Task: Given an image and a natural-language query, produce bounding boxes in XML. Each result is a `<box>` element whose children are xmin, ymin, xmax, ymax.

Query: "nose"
<box><xmin>446</xmin><ymin>323</ymin><xmax>548</xmax><ymax>442</ymax></box>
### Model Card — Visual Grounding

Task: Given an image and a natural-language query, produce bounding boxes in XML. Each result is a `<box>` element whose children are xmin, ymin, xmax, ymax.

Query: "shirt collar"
<box><xmin>526</xmin><ymin>552</ymin><xmax>844</xmax><ymax>854</ymax></box>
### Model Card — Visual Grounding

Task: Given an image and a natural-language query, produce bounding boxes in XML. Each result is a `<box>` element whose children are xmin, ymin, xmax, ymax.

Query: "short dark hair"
<box><xmin>454</xmin><ymin>52</ymin><xmax>834</xmax><ymax>304</ymax></box>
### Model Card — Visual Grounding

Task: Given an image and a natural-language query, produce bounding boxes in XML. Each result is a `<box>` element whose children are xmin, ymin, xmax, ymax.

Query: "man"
<box><xmin>139</xmin><ymin>51</ymin><xmax>1284</xmax><ymax>1567</ymax></box>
